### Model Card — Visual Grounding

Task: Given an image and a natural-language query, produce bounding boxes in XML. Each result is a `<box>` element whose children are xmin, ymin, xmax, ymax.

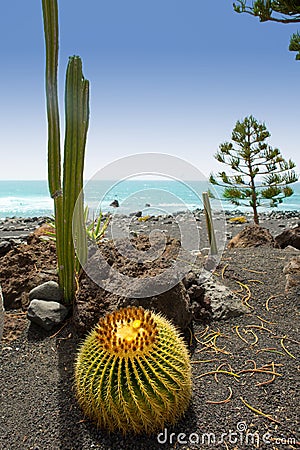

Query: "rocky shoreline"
<box><xmin>1</xmin><ymin>209</ymin><xmax>299</xmax><ymax>248</ymax></box>
<box><xmin>0</xmin><ymin>216</ymin><xmax>47</xmax><ymax>255</ymax></box>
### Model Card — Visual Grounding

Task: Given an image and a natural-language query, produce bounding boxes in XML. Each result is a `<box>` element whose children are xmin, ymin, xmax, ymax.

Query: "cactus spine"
<box><xmin>75</xmin><ymin>306</ymin><xmax>192</xmax><ymax>434</ymax></box>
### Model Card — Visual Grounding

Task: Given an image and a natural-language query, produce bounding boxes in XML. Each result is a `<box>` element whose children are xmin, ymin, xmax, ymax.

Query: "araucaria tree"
<box><xmin>233</xmin><ymin>1</ymin><xmax>300</xmax><ymax>59</ymax></box>
<box><xmin>210</xmin><ymin>116</ymin><xmax>298</xmax><ymax>224</ymax></box>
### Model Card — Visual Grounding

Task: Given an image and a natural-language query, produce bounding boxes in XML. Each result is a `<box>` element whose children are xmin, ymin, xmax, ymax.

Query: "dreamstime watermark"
<box><xmin>73</xmin><ymin>153</ymin><xmax>227</xmax><ymax>297</ymax></box>
<box><xmin>157</xmin><ymin>422</ymin><xmax>296</xmax><ymax>447</ymax></box>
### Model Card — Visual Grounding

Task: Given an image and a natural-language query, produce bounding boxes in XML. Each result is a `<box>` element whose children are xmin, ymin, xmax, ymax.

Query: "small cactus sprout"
<box><xmin>74</xmin><ymin>306</ymin><xmax>192</xmax><ymax>434</ymax></box>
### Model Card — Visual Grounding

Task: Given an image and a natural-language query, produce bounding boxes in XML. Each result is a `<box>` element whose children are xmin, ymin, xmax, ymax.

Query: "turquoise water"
<box><xmin>0</xmin><ymin>180</ymin><xmax>300</xmax><ymax>218</ymax></box>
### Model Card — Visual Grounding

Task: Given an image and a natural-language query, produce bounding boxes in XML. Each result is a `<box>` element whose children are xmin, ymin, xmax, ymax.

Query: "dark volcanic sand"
<box><xmin>0</xmin><ymin>211</ymin><xmax>300</xmax><ymax>450</ymax></box>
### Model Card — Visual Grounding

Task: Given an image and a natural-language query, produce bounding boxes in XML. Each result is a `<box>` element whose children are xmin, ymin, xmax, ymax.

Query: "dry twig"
<box><xmin>280</xmin><ymin>337</ymin><xmax>296</xmax><ymax>359</ymax></box>
<box><xmin>244</xmin><ymin>329</ymin><xmax>259</xmax><ymax>346</ymax></box>
<box><xmin>206</xmin><ymin>387</ymin><xmax>233</xmax><ymax>404</ymax></box>
<box><xmin>50</xmin><ymin>320</ymin><xmax>69</xmax><ymax>339</ymax></box>
<box><xmin>248</xmin><ymin>279</ymin><xmax>264</xmax><ymax>283</ymax></box>
<box><xmin>240</xmin><ymin>397</ymin><xmax>281</xmax><ymax>424</ymax></box>
<box><xmin>256</xmin><ymin>315</ymin><xmax>275</xmax><ymax>325</ymax></box>
<box><xmin>242</xmin><ymin>267</ymin><xmax>266</xmax><ymax>274</ymax></box>
<box><xmin>214</xmin><ymin>363</ymin><xmax>234</xmax><ymax>383</ymax></box>
<box><xmin>235</xmin><ymin>281</ymin><xmax>253</xmax><ymax>308</ymax></box>
<box><xmin>256</xmin><ymin>348</ymin><xmax>284</xmax><ymax>356</ymax></box>
<box><xmin>265</xmin><ymin>294</ymin><xmax>284</xmax><ymax>311</ymax></box>
<box><xmin>234</xmin><ymin>325</ymin><xmax>249</xmax><ymax>344</ymax></box>
<box><xmin>245</xmin><ymin>324</ymin><xmax>275</xmax><ymax>335</ymax></box>
<box><xmin>195</xmin><ymin>369</ymin><xmax>240</xmax><ymax>380</ymax></box>
<box><xmin>221</xmin><ymin>263</ymin><xmax>229</xmax><ymax>279</ymax></box>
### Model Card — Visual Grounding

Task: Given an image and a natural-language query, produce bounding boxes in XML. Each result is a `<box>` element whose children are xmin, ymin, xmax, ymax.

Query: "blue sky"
<box><xmin>0</xmin><ymin>1</ymin><xmax>299</xmax><ymax>180</ymax></box>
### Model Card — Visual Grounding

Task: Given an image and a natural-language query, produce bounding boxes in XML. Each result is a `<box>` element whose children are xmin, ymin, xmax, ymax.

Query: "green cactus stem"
<box><xmin>42</xmin><ymin>0</ymin><xmax>89</xmax><ymax>305</ymax></box>
<box><xmin>75</xmin><ymin>306</ymin><xmax>192</xmax><ymax>434</ymax></box>
<box><xmin>63</xmin><ymin>56</ymin><xmax>89</xmax><ymax>299</ymax></box>
<box><xmin>42</xmin><ymin>0</ymin><xmax>64</xmax><ymax>290</ymax></box>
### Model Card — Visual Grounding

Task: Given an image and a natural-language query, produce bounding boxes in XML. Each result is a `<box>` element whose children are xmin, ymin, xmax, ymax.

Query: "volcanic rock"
<box><xmin>110</xmin><ymin>199</ymin><xmax>119</xmax><ymax>208</ymax></box>
<box><xmin>27</xmin><ymin>299</ymin><xmax>68</xmax><ymax>331</ymax></box>
<box><xmin>275</xmin><ymin>225</ymin><xmax>300</xmax><ymax>250</ymax></box>
<box><xmin>228</xmin><ymin>225</ymin><xmax>279</xmax><ymax>248</ymax></box>
<box><xmin>29</xmin><ymin>281</ymin><xmax>63</xmax><ymax>302</ymax></box>
<box><xmin>0</xmin><ymin>241</ymin><xmax>12</xmax><ymax>257</ymax></box>
<box><xmin>283</xmin><ymin>256</ymin><xmax>300</xmax><ymax>293</ymax></box>
<box><xmin>201</xmin><ymin>279</ymin><xmax>248</xmax><ymax>320</ymax></box>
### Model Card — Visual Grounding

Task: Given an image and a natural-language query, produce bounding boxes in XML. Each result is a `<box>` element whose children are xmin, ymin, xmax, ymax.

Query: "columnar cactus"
<box><xmin>42</xmin><ymin>0</ymin><xmax>89</xmax><ymax>304</ymax></box>
<box><xmin>74</xmin><ymin>306</ymin><xmax>192</xmax><ymax>434</ymax></box>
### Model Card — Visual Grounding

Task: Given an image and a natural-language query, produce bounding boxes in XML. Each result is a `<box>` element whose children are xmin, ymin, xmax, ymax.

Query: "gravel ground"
<box><xmin>1</xmin><ymin>209</ymin><xmax>300</xmax><ymax>246</ymax></box>
<box><xmin>0</xmin><ymin>211</ymin><xmax>300</xmax><ymax>450</ymax></box>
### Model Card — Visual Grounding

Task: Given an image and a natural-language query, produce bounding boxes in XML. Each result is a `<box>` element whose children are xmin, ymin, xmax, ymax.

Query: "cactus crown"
<box><xmin>96</xmin><ymin>306</ymin><xmax>158</xmax><ymax>356</ymax></box>
<box><xmin>75</xmin><ymin>306</ymin><xmax>192</xmax><ymax>434</ymax></box>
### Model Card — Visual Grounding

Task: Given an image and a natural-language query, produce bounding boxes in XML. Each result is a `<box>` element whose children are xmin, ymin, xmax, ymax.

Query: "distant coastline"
<box><xmin>0</xmin><ymin>180</ymin><xmax>300</xmax><ymax>219</ymax></box>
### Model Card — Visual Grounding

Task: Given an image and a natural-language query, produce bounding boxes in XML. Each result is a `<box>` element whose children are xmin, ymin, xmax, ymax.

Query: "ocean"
<box><xmin>0</xmin><ymin>179</ymin><xmax>300</xmax><ymax>219</ymax></box>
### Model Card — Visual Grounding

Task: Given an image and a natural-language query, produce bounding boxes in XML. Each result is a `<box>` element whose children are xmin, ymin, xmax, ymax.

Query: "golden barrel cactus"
<box><xmin>74</xmin><ymin>306</ymin><xmax>192</xmax><ymax>434</ymax></box>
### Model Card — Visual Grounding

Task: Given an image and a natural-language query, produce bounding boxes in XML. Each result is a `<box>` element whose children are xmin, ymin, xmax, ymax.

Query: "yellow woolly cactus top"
<box><xmin>96</xmin><ymin>306</ymin><xmax>158</xmax><ymax>357</ymax></box>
